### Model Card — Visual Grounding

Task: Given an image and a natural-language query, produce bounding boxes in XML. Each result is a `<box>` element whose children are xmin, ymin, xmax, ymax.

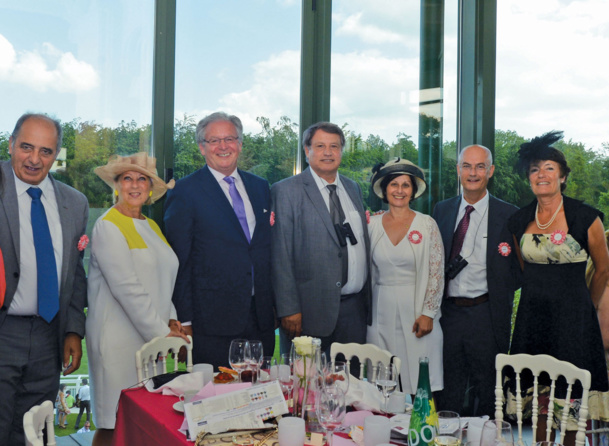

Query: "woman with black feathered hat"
<box><xmin>507</xmin><ymin>131</ymin><xmax>609</xmax><ymax>445</ymax></box>
<box><xmin>367</xmin><ymin>158</ymin><xmax>445</xmax><ymax>398</ymax></box>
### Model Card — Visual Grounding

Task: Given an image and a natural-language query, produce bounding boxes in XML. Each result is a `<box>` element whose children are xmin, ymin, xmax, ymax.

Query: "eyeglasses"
<box><xmin>203</xmin><ymin>136</ymin><xmax>240</xmax><ymax>146</ymax></box>
<box><xmin>460</xmin><ymin>163</ymin><xmax>489</xmax><ymax>173</ymax></box>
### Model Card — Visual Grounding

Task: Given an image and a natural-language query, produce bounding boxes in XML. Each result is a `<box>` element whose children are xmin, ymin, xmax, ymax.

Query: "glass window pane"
<box><xmin>0</xmin><ymin>1</ymin><xmax>155</xmax><ymax>268</ymax></box>
<box><xmin>496</xmin><ymin>1</ymin><xmax>609</xmax><ymax>212</ymax></box>
<box><xmin>174</xmin><ymin>0</ymin><xmax>300</xmax><ymax>182</ymax></box>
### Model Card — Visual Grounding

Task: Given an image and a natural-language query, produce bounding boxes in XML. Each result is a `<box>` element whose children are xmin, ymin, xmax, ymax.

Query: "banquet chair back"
<box><xmin>330</xmin><ymin>342</ymin><xmax>401</xmax><ymax>381</ymax></box>
<box><xmin>495</xmin><ymin>353</ymin><xmax>591</xmax><ymax>446</ymax></box>
<box><xmin>23</xmin><ymin>400</ymin><xmax>55</xmax><ymax>446</ymax></box>
<box><xmin>136</xmin><ymin>335</ymin><xmax>193</xmax><ymax>383</ymax></box>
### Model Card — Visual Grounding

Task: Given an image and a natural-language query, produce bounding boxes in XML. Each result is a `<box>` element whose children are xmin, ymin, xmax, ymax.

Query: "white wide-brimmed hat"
<box><xmin>94</xmin><ymin>152</ymin><xmax>175</xmax><ymax>203</ymax></box>
<box><xmin>370</xmin><ymin>158</ymin><xmax>427</xmax><ymax>199</ymax></box>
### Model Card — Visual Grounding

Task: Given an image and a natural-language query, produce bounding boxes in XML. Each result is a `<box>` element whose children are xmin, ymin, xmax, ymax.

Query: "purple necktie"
<box><xmin>449</xmin><ymin>205</ymin><xmax>475</xmax><ymax>260</ymax></box>
<box><xmin>224</xmin><ymin>176</ymin><xmax>251</xmax><ymax>243</ymax></box>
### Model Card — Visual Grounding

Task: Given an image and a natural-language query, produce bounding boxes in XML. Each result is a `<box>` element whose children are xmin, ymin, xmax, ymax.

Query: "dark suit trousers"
<box><xmin>436</xmin><ymin>300</ymin><xmax>498</xmax><ymax>417</ymax></box>
<box><xmin>0</xmin><ymin>313</ymin><xmax>60</xmax><ymax>446</ymax></box>
<box><xmin>192</xmin><ymin>297</ymin><xmax>275</xmax><ymax>371</ymax></box>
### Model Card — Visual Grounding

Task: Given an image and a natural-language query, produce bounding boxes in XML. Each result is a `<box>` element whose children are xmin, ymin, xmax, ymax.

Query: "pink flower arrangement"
<box><xmin>270</xmin><ymin>211</ymin><xmax>275</xmax><ymax>227</ymax></box>
<box><xmin>77</xmin><ymin>235</ymin><xmax>89</xmax><ymax>251</ymax></box>
<box><xmin>408</xmin><ymin>230</ymin><xmax>422</xmax><ymax>244</ymax></box>
<box><xmin>550</xmin><ymin>230</ymin><xmax>566</xmax><ymax>245</ymax></box>
<box><xmin>365</xmin><ymin>210</ymin><xmax>371</xmax><ymax>224</ymax></box>
<box><xmin>498</xmin><ymin>242</ymin><xmax>511</xmax><ymax>256</ymax></box>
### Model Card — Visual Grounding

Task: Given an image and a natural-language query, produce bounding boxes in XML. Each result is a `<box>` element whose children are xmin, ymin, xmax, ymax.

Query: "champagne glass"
<box><xmin>376</xmin><ymin>363</ymin><xmax>398</xmax><ymax>414</ymax></box>
<box><xmin>325</xmin><ymin>361</ymin><xmax>350</xmax><ymax>395</ymax></box>
<box><xmin>228</xmin><ymin>339</ymin><xmax>250</xmax><ymax>383</ymax></box>
<box><xmin>434</xmin><ymin>411</ymin><xmax>462</xmax><ymax>446</ymax></box>
<box><xmin>480</xmin><ymin>420</ymin><xmax>514</xmax><ymax>446</ymax></box>
<box><xmin>248</xmin><ymin>340</ymin><xmax>264</xmax><ymax>383</ymax></box>
<box><xmin>316</xmin><ymin>385</ymin><xmax>347</xmax><ymax>446</ymax></box>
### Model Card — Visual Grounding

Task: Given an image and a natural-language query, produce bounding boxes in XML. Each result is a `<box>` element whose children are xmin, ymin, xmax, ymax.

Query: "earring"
<box><xmin>114</xmin><ymin>190</ymin><xmax>118</xmax><ymax>197</ymax></box>
<box><xmin>149</xmin><ymin>191</ymin><xmax>153</xmax><ymax>197</ymax></box>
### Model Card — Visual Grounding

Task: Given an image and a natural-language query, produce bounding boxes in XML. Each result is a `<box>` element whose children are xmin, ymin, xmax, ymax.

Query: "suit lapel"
<box><xmin>443</xmin><ymin>196</ymin><xmax>461</xmax><ymax>259</ymax></box>
<box><xmin>0</xmin><ymin>161</ymin><xmax>21</xmax><ymax>263</ymax></box>
<box><xmin>51</xmin><ymin>177</ymin><xmax>74</xmax><ymax>291</ymax></box>
<box><xmin>301</xmin><ymin>168</ymin><xmax>340</xmax><ymax>246</ymax></box>
<box><xmin>486</xmin><ymin>195</ymin><xmax>502</xmax><ymax>263</ymax></box>
<box><xmin>240</xmin><ymin>170</ymin><xmax>265</xmax><ymax>243</ymax></box>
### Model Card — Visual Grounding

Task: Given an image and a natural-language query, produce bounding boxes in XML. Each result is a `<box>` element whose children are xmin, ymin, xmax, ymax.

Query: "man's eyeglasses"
<box><xmin>203</xmin><ymin>136</ymin><xmax>240</xmax><ymax>146</ymax></box>
<box><xmin>460</xmin><ymin>163</ymin><xmax>489</xmax><ymax>173</ymax></box>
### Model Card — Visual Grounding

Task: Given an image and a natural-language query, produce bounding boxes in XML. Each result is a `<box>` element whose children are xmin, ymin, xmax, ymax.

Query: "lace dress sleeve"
<box><xmin>422</xmin><ymin>216</ymin><xmax>445</xmax><ymax>317</ymax></box>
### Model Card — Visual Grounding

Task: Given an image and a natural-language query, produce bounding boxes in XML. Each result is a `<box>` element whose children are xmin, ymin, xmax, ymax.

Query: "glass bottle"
<box><xmin>408</xmin><ymin>357</ymin><xmax>438</xmax><ymax>446</ymax></box>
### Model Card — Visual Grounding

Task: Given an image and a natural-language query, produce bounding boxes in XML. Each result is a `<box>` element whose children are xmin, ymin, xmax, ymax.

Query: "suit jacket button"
<box><xmin>14</xmin><ymin>272</ymin><xmax>19</xmax><ymax>278</ymax></box>
<box><xmin>336</xmin><ymin>282</ymin><xmax>341</xmax><ymax>287</ymax></box>
<box><xmin>338</xmin><ymin>252</ymin><xmax>343</xmax><ymax>258</ymax></box>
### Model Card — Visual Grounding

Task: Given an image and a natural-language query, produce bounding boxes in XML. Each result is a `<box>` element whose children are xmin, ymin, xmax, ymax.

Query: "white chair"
<box><xmin>136</xmin><ymin>335</ymin><xmax>193</xmax><ymax>383</ymax></box>
<box><xmin>495</xmin><ymin>353</ymin><xmax>591</xmax><ymax>446</ymax></box>
<box><xmin>330</xmin><ymin>342</ymin><xmax>402</xmax><ymax>381</ymax></box>
<box><xmin>23</xmin><ymin>400</ymin><xmax>55</xmax><ymax>446</ymax></box>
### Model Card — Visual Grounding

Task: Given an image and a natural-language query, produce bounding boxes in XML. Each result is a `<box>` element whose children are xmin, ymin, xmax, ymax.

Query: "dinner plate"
<box><xmin>173</xmin><ymin>401</ymin><xmax>184</xmax><ymax>413</ymax></box>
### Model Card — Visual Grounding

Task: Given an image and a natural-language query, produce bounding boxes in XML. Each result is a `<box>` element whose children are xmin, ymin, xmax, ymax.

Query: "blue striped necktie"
<box><xmin>27</xmin><ymin>187</ymin><xmax>59</xmax><ymax>322</ymax></box>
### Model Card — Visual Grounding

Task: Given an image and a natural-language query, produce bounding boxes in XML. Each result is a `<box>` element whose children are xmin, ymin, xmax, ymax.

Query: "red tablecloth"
<box><xmin>112</xmin><ymin>387</ymin><xmax>187</xmax><ymax>446</ymax></box>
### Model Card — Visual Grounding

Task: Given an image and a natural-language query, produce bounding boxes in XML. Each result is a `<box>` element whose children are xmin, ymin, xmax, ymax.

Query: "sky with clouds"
<box><xmin>0</xmin><ymin>0</ymin><xmax>607</xmax><ymax>151</ymax></box>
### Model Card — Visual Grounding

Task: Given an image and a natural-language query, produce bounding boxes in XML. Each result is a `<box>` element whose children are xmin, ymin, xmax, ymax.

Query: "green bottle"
<box><xmin>408</xmin><ymin>357</ymin><xmax>438</xmax><ymax>446</ymax></box>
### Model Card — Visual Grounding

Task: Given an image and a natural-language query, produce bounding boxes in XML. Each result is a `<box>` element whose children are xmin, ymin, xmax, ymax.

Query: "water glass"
<box><xmin>480</xmin><ymin>420</ymin><xmax>514</xmax><ymax>446</ymax></box>
<box><xmin>228</xmin><ymin>339</ymin><xmax>250</xmax><ymax>382</ymax></box>
<box><xmin>435</xmin><ymin>411</ymin><xmax>462</xmax><ymax>446</ymax></box>
<box><xmin>316</xmin><ymin>385</ymin><xmax>347</xmax><ymax>446</ymax></box>
<box><xmin>376</xmin><ymin>363</ymin><xmax>398</xmax><ymax>414</ymax></box>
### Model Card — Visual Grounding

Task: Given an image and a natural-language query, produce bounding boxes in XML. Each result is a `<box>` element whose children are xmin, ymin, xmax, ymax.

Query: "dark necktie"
<box><xmin>449</xmin><ymin>205</ymin><xmax>475</xmax><ymax>261</ymax></box>
<box><xmin>327</xmin><ymin>185</ymin><xmax>348</xmax><ymax>287</ymax></box>
<box><xmin>27</xmin><ymin>187</ymin><xmax>59</xmax><ymax>322</ymax></box>
<box><xmin>223</xmin><ymin>176</ymin><xmax>251</xmax><ymax>243</ymax></box>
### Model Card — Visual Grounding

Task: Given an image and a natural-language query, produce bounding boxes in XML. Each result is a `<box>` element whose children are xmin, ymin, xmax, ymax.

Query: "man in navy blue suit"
<box><xmin>165</xmin><ymin>112</ymin><xmax>275</xmax><ymax>369</ymax></box>
<box><xmin>433</xmin><ymin>144</ymin><xmax>520</xmax><ymax>416</ymax></box>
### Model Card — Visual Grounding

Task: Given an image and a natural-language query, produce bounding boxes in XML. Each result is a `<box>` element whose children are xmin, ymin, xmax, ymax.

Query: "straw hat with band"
<box><xmin>371</xmin><ymin>158</ymin><xmax>427</xmax><ymax>200</ymax></box>
<box><xmin>94</xmin><ymin>152</ymin><xmax>175</xmax><ymax>204</ymax></box>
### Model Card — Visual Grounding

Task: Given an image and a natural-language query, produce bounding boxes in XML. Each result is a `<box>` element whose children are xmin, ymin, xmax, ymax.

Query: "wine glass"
<box><xmin>228</xmin><ymin>339</ymin><xmax>250</xmax><ymax>383</ymax></box>
<box><xmin>376</xmin><ymin>363</ymin><xmax>398</xmax><ymax>414</ymax></box>
<box><xmin>480</xmin><ymin>420</ymin><xmax>514</xmax><ymax>446</ymax></box>
<box><xmin>259</xmin><ymin>356</ymin><xmax>274</xmax><ymax>383</ymax></box>
<box><xmin>248</xmin><ymin>340</ymin><xmax>264</xmax><ymax>383</ymax></box>
<box><xmin>324</xmin><ymin>361</ymin><xmax>350</xmax><ymax>395</ymax></box>
<box><xmin>434</xmin><ymin>411</ymin><xmax>462</xmax><ymax>446</ymax></box>
<box><xmin>316</xmin><ymin>385</ymin><xmax>347</xmax><ymax>446</ymax></box>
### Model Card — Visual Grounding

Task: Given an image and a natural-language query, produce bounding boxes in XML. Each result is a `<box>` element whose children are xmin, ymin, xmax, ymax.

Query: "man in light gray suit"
<box><xmin>0</xmin><ymin>113</ymin><xmax>88</xmax><ymax>445</ymax></box>
<box><xmin>271</xmin><ymin>122</ymin><xmax>371</xmax><ymax>355</ymax></box>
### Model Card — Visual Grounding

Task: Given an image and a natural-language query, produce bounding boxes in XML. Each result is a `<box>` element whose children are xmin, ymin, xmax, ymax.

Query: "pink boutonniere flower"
<box><xmin>270</xmin><ymin>211</ymin><xmax>275</xmax><ymax>227</ymax></box>
<box><xmin>498</xmin><ymin>242</ymin><xmax>511</xmax><ymax>256</ymax></box>
<box><xmin>78</xmin><ymin>235</ymin><xmax>89</xmax><ymax>251</ymax></box>
<box><xmin>550</xmin><ymin>229</ymin><xmax>566</xmax><ymax>245</ymax></box>
<box><xmin>408</xmin><ymin>230</ymin><xmax>422</xmax><ymax>244</ymax></box>
<box><xmin>365</xmin><ymin>210</ymin><xmax>370</xmax><ymax>224</ymax></box>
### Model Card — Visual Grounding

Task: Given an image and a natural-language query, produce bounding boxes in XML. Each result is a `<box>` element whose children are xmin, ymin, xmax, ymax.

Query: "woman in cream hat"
<box><xmin>367</xmin><ymin>158</ymin><xmax>445</xmax><ymax>398</ymax></box>
<box><xmin>86</xmin><ymin>152</ymin><xmax>188</xmax><ymax>445</ymax></box>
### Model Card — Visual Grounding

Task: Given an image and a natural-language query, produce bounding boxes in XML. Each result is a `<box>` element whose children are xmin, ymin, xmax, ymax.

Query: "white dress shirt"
<box><xmin>207</xmin><ymin>166</ymin><xmax>256</xmax><ymax>239</ymax></box>
<box><xmin>447</xmin><ymin>191</ymin><xmax>489</xmax><ymax>298</ymax></box>
<box><xmin>8</xmin><ymin>171</ymin><xmax>63</xmax><ymax>316</ymax></box>
<box><xmin>309</xmin><ymin>168</ymin><xmax>367</xmax><ymax>295</ymax></box>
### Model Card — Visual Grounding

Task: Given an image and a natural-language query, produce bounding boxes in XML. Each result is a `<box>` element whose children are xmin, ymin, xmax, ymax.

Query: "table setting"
<box><xmin>112</xmin><ymin>337</ymin><xmax>498</xmax><ymax>446</ymax></box>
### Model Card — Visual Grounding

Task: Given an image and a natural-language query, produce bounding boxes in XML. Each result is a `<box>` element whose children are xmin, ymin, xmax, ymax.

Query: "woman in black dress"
<box><xmin>508</xmin><ymin>131</ymin><xmax>609</xmax><ymax>445</ymax></box>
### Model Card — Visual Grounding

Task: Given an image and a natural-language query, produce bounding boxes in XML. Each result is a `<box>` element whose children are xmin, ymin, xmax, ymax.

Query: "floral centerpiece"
<box><xmin>291</xmin><ymin>336</ymin><xmax>322</xmax><ymax>431</ymax></box>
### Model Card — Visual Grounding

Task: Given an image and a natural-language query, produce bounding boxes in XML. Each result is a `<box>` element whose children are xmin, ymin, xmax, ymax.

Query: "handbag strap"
<box><xmin>390</xmin><ymin>355</ymin><xmax>403</xmax><ymax>392</ymax></box>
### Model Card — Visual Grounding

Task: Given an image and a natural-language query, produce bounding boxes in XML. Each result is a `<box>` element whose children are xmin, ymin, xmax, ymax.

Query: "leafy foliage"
<box><xmin>0</xmin><ymin>116</ymin><xmax>607</xmax><ymax>227</ymax></box>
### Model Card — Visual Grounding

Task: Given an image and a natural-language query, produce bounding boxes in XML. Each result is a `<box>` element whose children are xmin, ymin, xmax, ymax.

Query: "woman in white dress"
<box><xmin>367</xmin><ymin>158</ymin><xmax>445</xmax><ymax>396</ymax></box>
<box><xmin>86</xmin><ymin>153</ymin><xmax>189</xmax><ymax>446</ymax></box>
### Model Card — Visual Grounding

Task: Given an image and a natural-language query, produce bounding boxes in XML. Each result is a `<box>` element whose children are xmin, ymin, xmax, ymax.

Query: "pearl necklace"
<box><xmin>535</xmin><ymin>197</ymin><xmax>563</xmax><ymax>230</ymax></box>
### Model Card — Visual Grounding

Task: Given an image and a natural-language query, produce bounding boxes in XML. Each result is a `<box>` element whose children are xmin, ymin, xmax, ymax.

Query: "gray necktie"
<box><xmin>327</xmin><ymin>185</ymin><xmax>348</xmax><ymax>287</ymax></box>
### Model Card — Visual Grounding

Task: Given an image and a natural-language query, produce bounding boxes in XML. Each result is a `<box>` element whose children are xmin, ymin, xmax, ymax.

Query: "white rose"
<box><xmin>293</xmin><ymin>336</ymin><xmax>314</xmax><ymax>356</ymax></box>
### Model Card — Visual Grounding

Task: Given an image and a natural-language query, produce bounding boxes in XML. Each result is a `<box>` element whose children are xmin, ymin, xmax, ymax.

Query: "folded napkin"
<box><xmin>344</xmin><ymin>375</ymin><xmax>384</xmax><ymax>412</ymax></box>
<box><xmin>144</xmin><ymin>371</ymin><xmax>206</xmax><ymax>396</ymax></box>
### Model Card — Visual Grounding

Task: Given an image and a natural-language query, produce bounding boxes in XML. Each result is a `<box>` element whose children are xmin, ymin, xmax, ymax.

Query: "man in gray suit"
<box><xmin>0</xmin><ymin>113</ymin><xmax>88</xmax><ymax>445</ymax></box>
<box><xmin>271</xmin><ymin>122</ymin><xmax>371</xmax><ymax>354</ymax></box>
